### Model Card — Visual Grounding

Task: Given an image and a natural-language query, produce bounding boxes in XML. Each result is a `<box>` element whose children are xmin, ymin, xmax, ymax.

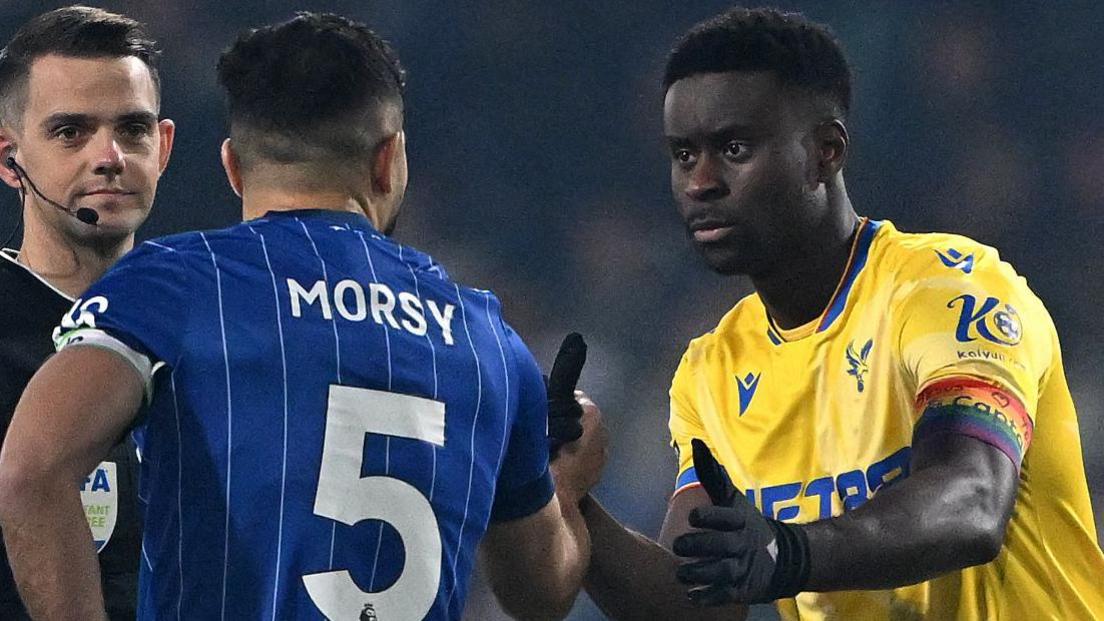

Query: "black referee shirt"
<box><xmin>0</xmin><ymin>249</ymin><xmax>141</xmax><ymax>620</ymax></box>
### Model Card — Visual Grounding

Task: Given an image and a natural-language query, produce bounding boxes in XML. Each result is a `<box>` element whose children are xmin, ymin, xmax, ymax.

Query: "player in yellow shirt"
<box><xmin>566</xmin><ymin>7</ymin><xmax>1104</xmax><ymax>620</ymax></box>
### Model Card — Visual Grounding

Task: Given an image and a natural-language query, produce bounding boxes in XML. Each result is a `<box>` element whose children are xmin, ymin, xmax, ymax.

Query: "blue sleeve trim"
<box><xmin>489</xmin><ymin>466</ymin><xmax>554</xmax><ymax>523</ymax></box>
<box><xmin>676</xmin><ymin>466</ymin><xmax>699</xmax><ymax>490</ymax></box>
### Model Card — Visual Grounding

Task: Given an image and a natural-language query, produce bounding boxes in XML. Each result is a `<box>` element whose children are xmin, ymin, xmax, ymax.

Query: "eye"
<box><xmin>722</xmin><ymin>141</ymin><xmax>749</xmax><ymax>160</ymax></box>
<box><xmin>672</xmin><ymin>148</ymin><xmax>696</xmax><ymax>165</ymax></box>
<box><xmin>54</xmin><ymin>125</ymin><xmax>82</xmax><ymax>141</ymax></box>
<box><xmin>120</xmin><ymin>123</ymin><xmax>152</xmax><ymax>140</ymax></box>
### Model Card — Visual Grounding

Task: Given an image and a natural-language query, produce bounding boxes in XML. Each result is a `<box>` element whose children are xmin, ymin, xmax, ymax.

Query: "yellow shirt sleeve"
<box><xmin>893</xmin><ymin>253</ymin><xmax>1054</xmax><ymax>466</ymax></box>
<box><xmin>669</xmin><ymin>349</ymin><xmax>706</xmax><ymax>494</ymax></box>
<box><xmin>893</xmin><ymin>256</ymin><xmax>1053</xmax><ymax>418</ymax></box>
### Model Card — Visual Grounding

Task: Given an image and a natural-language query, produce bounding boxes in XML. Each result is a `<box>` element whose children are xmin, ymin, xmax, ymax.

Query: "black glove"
<box><xmin>546</xmin><ymin>333</ymin><xmax>587</xmax><ymax>459</ymax></box>
<box><xmin>672</xmin><ymin>439</ymin><xmax>810</xmax><ymax>605</ymax></box>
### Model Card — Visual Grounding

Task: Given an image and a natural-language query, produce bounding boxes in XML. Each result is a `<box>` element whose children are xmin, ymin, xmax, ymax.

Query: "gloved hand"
<box><xmin>546</xmin><ymin>333</ymin><xmax>587</xmax><ymax>459</ymax></box>
<box><xmin>672</xmin><ymin>439</ymin><xmax>810</xmax><ymax>605</ymax></box>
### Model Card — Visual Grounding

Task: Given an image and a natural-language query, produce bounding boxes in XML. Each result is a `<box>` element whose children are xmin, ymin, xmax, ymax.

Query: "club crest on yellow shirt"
<box><xmin>845</xmin><ymin>339</ymin><xmax>873</xmax><ymax>392</ymax></box>
<box><xmin>735</xmin><ymin>372</ymin><xmax>761</xmax><ymax>416</ymax></box>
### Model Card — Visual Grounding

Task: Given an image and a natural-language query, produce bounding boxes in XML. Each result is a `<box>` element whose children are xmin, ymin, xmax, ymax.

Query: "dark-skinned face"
<box><xmin>664</xmin><ymin>71</ymin><xmax>826</xmax><ymax>277</ymax></box>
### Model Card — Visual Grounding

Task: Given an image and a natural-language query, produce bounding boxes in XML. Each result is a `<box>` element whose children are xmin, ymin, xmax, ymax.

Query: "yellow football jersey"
<box><xmin>669</xmin><ymin>218</ymin><xmax>1104</xmax><ymax>620</ymax></box>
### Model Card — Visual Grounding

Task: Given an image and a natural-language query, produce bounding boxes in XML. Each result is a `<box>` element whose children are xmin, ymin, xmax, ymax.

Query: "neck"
<box><xmin>242</xmin><ymin>189</ymin><xmax>370</xmax><ymax>221</ymax></box>
<box><xmin>17</xmin><ymin>207</ymin><xmax>132</xmax><ymax>298</ymax></box>
<box><xmin>751</xmin><ymin>181</ymin><xmax>859</xmax><ymax>330</ymax></box>
<box><xmin>239</xmin><ymin>169</ymin><xmax>386</xmax><ymax>232</ymax></box>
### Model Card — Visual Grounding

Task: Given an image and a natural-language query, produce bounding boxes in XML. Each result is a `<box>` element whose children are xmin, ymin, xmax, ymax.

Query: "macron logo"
<box><xmin>736</xmin><ymin>372</ymin><xmax>761</xmax><ymax>416</ymax></box>
<box><xmin>935</xmin><ymin>248</ymin><xmax>974</xmax><ymax>274</ymax></box>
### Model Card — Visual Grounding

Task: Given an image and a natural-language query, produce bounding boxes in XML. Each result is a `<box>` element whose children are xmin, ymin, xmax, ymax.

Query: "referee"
<box><xmin>0</xmin><ymin>7</ymin><xmax>174</xmax><ymax>619</ymax></box>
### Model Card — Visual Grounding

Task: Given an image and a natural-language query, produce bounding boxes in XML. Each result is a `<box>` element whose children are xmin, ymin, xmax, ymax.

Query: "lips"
<box><xmin>80</xmin><ymin>189</ymin><xmax>133</xmax><ymax>196</ymax></box>
<box><xmin>687</xmin><ymin>217</ymin><xmax>737</xmax><ymax>243</ymax></box>
<box><xmin>691</xmin><ymin>225</ymin><xmax>736</xmax><ymax>243</ymax></box>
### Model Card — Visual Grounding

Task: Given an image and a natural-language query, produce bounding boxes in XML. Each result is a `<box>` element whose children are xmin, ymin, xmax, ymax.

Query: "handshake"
<box><xmin>543</xmin><ymin>333</ymin><xmax>810</xmax><ymax>607</ymax></box>
<box><xmin>543</xmin><ymin>333</ymin><xmax>606</xmax><ymax>507</ymax></box>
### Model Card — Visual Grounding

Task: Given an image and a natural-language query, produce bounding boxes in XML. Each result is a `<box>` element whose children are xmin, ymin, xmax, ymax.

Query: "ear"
<box><xmin>371</xmin><ymin>131</ymin><xmax>406</xmax><ymax>196</ymax></box>
<box><xmin>814</xmin><ymin>119</ymin><xmax>848</xmax><ymax>183</ymax></box>
<box><xmin>156</xmin><ymin>119</ymin><xmax>176</xmax><ymax>175</ymax></box>
<box><xmin>0</xmin><ymin>132</ymin><xmax>22</xmax><ymax>191</ymax></box>
<box><xmin>220</xmin><ymin>138</ymin><xmax>243</xmax><ymax>198</ymax></box>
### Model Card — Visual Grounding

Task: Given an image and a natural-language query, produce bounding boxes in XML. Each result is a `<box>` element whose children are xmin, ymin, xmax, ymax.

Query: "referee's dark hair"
<box><xmin>0</xmin><ymin>5</ymin><xmax>160</xmax><ymax>128</ymax></box>
<box><xmin>664</xmin><ymin>7</ymin><xmax>851</xmax><ymax>118</ymax></box>
<box><xmin>218</xmin><ymin>12</ymin><xmax>407</xmax><ymax>173</ymax></box>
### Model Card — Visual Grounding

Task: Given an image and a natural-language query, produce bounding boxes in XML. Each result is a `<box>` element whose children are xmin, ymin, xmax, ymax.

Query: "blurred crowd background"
<box><xmin>3</xmin><ymin>1</ymin><xmax>1101</xmax><ymax>619</ymax></box>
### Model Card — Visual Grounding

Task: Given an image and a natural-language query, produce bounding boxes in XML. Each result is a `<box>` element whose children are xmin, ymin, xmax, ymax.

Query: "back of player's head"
<box><xmin>664</xmin><ymin>7</ymin><xmax>851</xmax><ymax>118</ymax></box>
<box><xmin>0</xmin><ymin>5</ymin><xmax>160</xmax><ymax>128</ymax></box>
<box><xmin>217</xmin><ymin>12</ymin><xmax>406</xmax><ymax>173</ymax></box>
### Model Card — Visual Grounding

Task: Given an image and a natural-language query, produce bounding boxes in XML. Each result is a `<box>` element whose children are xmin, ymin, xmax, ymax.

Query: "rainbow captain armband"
<box><xmin>913</xmin><ymin>377</ymin><xmax>1034</xmax><ymax>469</ymax></box>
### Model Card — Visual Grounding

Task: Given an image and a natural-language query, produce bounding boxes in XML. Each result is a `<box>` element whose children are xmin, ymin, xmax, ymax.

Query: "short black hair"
<box><xmin>217</xmin><ymin>12</ymin><xmax>406</xmax><ymax>170</ymax></box>
<box><xmin>664</xmin><ymin>7</ymin><xmax>851</xmax><ymax>117</ymax></box>
<box><xmin>0</xmin><ymin>5</ymin><xmax>160</xmax><ymax>127</ymax></box>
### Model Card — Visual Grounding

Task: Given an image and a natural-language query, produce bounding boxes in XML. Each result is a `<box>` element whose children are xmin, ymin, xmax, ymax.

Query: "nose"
<box><xmin>92</xmin><ymin>136</ymin><xmax>125</xmax><ymax>178</ymax></box>
<box><xmin>685</xmin><ymin>153</ymin><xmax>729</xmax><ymax>202</ymax></box>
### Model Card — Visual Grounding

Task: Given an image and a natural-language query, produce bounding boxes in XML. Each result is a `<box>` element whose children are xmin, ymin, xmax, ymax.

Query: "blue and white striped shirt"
<box><xmin>54</xmin><ymin>209</ymin><xmax>553</xmax><ymax>620</ymax></box>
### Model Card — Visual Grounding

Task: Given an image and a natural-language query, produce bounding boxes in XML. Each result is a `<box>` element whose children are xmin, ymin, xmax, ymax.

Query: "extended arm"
<box><xmin>803</xmin><ymin>432</ymin><xmax>1016</xmax><ymax>590</ymax></box>
<box><xmin>479</xmin><ymin>493</ymin><xmax>590</xmax><ymax>620</ymax></box>
<box><xmin>676</xmin><ymin>407</ymin><xmax>1020</xmax><ymax>603</ymax></box>
<box><xmin>582</xmin><ymin>486</ymin><xmax>748</xmax><ymax>620</ymax></box>
<box><xmin>478</xmin><ymin>390</ymin><xmax>608</xmax><ymax>620</ymax></box>
<box><xmin>0</xmin><ymin>347</ymin><xmax>144</xmax><ymax>621</ymax></box>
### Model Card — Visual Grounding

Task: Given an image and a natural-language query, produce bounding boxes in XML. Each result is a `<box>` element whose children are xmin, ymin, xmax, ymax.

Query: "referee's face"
<box><xmin>3</xmin><ymin>54</ymin><xmax>174</xmax><ymax>242</ymax></box>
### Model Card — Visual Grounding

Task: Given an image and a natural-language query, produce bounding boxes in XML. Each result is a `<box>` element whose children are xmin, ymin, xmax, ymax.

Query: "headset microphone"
<box><xmin>5</xmin><ymin>156</ymin><xmax>99</xmax><ymax>225</ymax></box>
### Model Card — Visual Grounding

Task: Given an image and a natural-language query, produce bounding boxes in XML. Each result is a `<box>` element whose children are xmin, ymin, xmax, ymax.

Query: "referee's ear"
<box><xmin>221</xmin><ymin>138</ymin><xmax>244</xmax><ymax>198</ymax></box>
<box><xmin>0</xmin><ymin>133</ymin><xmax>20</xmax><ymax>191</ymax></box>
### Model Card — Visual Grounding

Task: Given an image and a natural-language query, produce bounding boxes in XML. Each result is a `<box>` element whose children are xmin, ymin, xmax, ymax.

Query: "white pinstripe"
<box><xmin>402</xmin><ymin>249</ymin><xmax>440</xmax><ymax>501</ymax></box>
<box><xmin>359</xmin><ymin>232</ymin><xmax>393</xmax><ymax>591</ymax></box>
<box><xmin>142</xmin><ymin>540</ymin><xmax>154</xmax><ymax>572</ymax></box>
<box><xmin>483</xmin><ymin>293</ymin><xmax>511</xmax><ymax>467</ymax></box>
<box><xmin>171</xmin><ymin>372</ymin><xmax>183</xmax><ymax>621</ymax></box>
<box><xmin>250</xmin><ymin>226</ymin><xmax>291</xmax><ymax>620</ymax></box>
<box><xmin>357</xmin><ymin>233</ymin><xmax>393</xmax><ymax>390</ymax></box>
<box><xmin>145</xmin><ymin>240</ymin><xmax>177</xmax><ymax>252</ymax></box>
<box><xmin>297</xmin><ymin>218</ymin><xmax>343</xmax><ymax>569</ymax></box>
<box><xmin>199</xmin><ymin>232</ymin><xmax>234</xmax><ymax>621</ymax></box>
<box><xmin>444</xmin><ymin>283</ymin><xmax>481</xmax><ymax>608</ymax></box>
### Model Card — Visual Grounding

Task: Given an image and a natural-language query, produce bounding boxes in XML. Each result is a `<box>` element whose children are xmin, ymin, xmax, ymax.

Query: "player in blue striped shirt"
<box><xmin>0</xmin><ymin>12</ymin><xmax>603</xmax><ymax>620</ymax></box>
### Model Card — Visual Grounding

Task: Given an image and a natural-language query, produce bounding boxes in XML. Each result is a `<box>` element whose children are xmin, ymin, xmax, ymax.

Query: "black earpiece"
<box><xmin>4</xmin><ymin>153</ymin><xmax>99</xmax><ymax>225</ymax></box>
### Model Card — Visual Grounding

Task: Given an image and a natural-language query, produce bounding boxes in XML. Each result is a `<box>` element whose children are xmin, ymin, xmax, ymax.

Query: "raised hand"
<box><xmin>546</xmin><ymin>333</ymin><xmax>587</xmax><ymax>459</ymax></box>
<box><xmin>672</xmin><ymin>439</ymin><xmax>810</xmax><ymax>605</ymax></box>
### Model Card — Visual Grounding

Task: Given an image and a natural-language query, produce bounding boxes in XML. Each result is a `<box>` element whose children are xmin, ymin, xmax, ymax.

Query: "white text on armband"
<box><xmin>287</xmin><ymin>278</ymin><xmax>456</xmax><ymax>346</ymax></box>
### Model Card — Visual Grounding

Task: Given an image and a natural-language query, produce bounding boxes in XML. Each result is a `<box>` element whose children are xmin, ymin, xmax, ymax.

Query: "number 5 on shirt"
<box><xmin>303</xmin><ymin>386</ymin><xmax>446</xmax><ymax>620</ymax></box>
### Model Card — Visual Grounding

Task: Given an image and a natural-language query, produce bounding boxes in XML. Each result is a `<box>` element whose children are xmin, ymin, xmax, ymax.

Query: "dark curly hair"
<box><xmin>217</xmin><ymin>12</ymin><xmax>406</xmax><ymax>168</ymax></box>
<box><xmin>664</xmin><ymin>7</ymin><xmax>851</xmax><ymax>117</ymax></box>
